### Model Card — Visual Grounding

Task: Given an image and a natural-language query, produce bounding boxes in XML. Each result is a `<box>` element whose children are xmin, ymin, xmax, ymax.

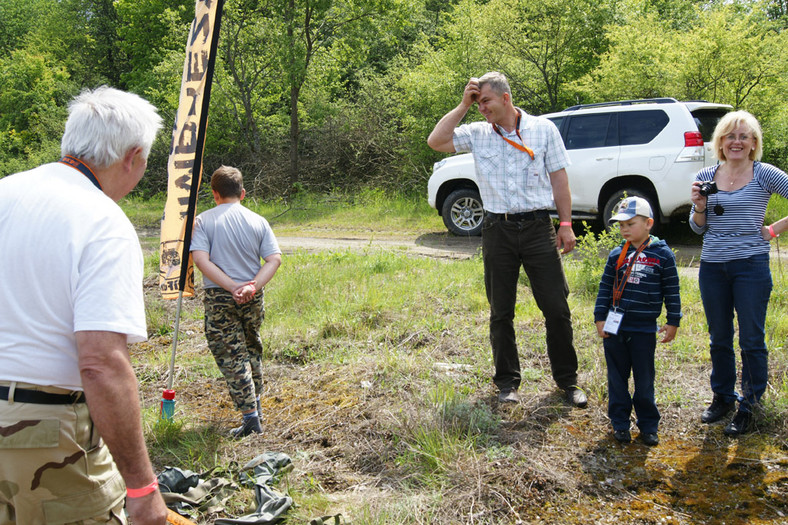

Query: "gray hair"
<box><xmin>61</xmin><ymin>86</ymin><xmax>163</xmax><ymax>169</ymax></box>
<box><xmin>478</xmin><ymin>72</ymin><xmax>511</xmax><ymax>97</ymax></box>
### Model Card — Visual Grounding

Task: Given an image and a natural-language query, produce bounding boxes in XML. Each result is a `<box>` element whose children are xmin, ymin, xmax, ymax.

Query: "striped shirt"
<box><xmin>690</xmin><ymin>162</ymin><xmax>788</xmax><ymax>262</ymax></box>
<box><xmin>453</xmin><ymin>108</ymin><xmax>570</xmax><ymax>214</ymax></box>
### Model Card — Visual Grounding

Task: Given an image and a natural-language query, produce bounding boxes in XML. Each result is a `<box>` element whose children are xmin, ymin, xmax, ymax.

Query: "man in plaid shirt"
<box><xmin>428</xmin><ymin>71</ymin><xmax>586</xmax><ymax>408</ymax></box>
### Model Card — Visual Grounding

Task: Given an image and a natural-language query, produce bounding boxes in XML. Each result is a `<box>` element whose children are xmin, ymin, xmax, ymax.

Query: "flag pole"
<box><xmin>167</xmin><ymin>291</ymin><xmax>184</xmax><ymax>391</ymax></box>
<box><xmin>160</xmin><ymin>291</ymin><xmax>182</xmax><ymax>421</ymax></box>
<box><xmin>158</xmin><ymin>0</ymin><xmax>225</xmax><ymax>420</ymax></box>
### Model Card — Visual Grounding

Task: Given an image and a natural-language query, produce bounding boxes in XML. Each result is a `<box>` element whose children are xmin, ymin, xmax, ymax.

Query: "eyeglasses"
<box><xmin>724</xmin><ymin>133</ymin><xmax>752</xmax><ymax>142</ymax></box>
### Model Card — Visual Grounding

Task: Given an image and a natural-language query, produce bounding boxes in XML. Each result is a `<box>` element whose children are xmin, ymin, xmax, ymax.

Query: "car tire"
<box><xmin>441</xmin><ymin>188</ymin><xmax>484</xmax><ymax>236</ymax></box>
<box><xmin>602</xmin><ymin>189</ymin><xmax>659</xmax><ymax>234</ymax></box>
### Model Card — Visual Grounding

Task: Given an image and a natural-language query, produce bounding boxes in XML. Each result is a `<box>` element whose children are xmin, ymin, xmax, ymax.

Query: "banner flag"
<box><xmin>159</xmin><ymin>0</ymin><xmax>225</xmax><ymax>299</ymax></box>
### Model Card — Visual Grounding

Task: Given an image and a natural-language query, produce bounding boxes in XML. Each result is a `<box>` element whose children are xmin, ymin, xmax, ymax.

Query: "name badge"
<box><xmin>604</xmin><ymin>309</ymin><xmax>623</xmax><ymax>335</ymax></box>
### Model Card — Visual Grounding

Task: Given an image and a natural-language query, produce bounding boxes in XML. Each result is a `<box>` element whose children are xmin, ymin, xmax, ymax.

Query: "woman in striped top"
<box><xmin>690</xmin><ymin>110</ymin><xmax>788</xmax><ymax>436</ymax></box>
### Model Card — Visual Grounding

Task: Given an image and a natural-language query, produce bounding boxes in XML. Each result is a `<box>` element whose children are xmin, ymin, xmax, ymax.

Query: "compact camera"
<box><xmin>698</xmin><ymin>180</ymin><xmax>718</xmax><ymax>197</ymax></box>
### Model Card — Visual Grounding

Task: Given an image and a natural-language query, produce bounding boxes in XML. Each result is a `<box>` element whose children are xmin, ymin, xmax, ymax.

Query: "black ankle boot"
<box><xmin>231</xmin><ymin>415</ymin><xmax>263</xmax><ymax>438</ymax></box>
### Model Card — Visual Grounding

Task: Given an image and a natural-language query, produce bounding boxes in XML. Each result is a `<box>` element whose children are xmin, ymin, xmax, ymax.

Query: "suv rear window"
<box><xmin>618</xmin><ymin>110</ymin><xmax>669</xmax><ymax>146</ymax></box>
<box><xmin>691</xmin><ymin>108</ymin><xmax>731</xmax><ymax>142</ymax></box>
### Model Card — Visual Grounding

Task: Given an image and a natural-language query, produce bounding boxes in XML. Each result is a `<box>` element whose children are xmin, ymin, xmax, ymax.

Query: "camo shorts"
<box><xmin>0</xmin><ymin>382</ymin><xmax>126</xmax><ymax>524</ymax></box>
<box><xmin>203</xmin><ymin>288</ymin><xmax>265</xmax><ymax>413</ymax></box>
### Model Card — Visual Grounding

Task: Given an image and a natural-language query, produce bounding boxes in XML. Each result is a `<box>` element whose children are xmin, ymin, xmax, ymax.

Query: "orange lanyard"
<box><xmin>59</xmin><ymin>155</ymin><xmax>102</xmax><ymax>190</ymax></box>
<box><xmin>492</xmin><ymin>112</ymin><xmax>535</xmax><ymax>160</ymax></box>
<box><xmin>612</xmin><ymin>239</ymin><xmax>650</xmax><ymax>306</ymax></box>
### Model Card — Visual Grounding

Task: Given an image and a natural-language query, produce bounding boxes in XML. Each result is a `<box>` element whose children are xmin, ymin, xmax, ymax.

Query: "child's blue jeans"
<box><xmin>604</xmin><ymin>331</ymin><xmax>659</xmax><ymax>434</ymax></box>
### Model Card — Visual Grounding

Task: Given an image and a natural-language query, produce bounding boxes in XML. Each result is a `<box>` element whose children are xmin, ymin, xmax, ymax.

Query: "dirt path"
<box><xmin>275</xmin><ymin>234</ymin><xmax>711</xmax><ymax>280</ymax></box>
<box><xmin>276</xmin><ymin>233</ymin><xmax>484</xmax><ymax>259</ymax></box>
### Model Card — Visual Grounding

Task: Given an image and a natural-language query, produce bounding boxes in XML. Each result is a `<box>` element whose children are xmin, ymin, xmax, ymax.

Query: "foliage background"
<box><xmin>2</xmin><ymin>0</ymin><xmax>788</xmax><ymax>197</ymax></box>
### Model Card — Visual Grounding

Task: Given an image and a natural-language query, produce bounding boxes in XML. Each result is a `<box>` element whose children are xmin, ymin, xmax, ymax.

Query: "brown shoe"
<box><xmin>564</xmin><ymin>386</ymin><xmax>588</xmax><ymax>408</ymax></box>
<box><xmin>498</xmin><ymin>389</ymin><xmax>520</xmax><ymax>403</ymax></box>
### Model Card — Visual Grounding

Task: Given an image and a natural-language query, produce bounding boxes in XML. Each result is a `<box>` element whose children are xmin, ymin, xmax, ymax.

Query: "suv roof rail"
<box><xmin>562</xmin><ymin>98</ymin><xmax>678</xmax><ymax>111</ymax></box>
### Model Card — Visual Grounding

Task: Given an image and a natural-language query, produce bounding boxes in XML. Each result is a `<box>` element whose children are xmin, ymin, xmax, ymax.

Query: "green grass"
<box><xmin>132</xmin><ymin>191</ymin><xmax>788</xmax><ymax>524</ymax></box>
<box><xmin>123</xmin><ymin>188</ymin><xmax>442</xmax><ymax>237</ymax></box>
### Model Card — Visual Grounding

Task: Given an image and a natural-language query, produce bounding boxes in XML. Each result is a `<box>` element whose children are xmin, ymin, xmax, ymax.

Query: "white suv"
<box><xmin>427</xmin><ymin>98</ymin><xmax>731</xmax><ymax>235</ymax></box>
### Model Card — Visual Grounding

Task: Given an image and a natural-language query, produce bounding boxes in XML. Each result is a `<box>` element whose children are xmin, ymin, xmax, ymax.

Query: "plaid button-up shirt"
<box><xmin>453</xmin><ymin>108</ymin><xmax>570</xmax><ymax>214</ymax></box>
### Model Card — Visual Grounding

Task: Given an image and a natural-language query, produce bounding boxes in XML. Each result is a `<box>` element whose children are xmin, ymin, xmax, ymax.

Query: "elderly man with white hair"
<box><xmin>0</xmin><ymin>86</ymin><xmax>168</xmax><ymax>524</ymax></box>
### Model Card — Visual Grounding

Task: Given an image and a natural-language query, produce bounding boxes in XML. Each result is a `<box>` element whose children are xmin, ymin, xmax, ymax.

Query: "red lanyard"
<box><xmin>492</xmin><ymin>111</ymin><xmax>535</xmax><ymax>160</ymax></box>
<box><xmin>612</xmin><ymin>239</ymin><xmax>650</xmax><ymax>306</ymax></box>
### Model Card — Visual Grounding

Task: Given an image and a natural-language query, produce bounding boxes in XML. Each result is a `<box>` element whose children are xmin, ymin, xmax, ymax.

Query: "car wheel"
<box><xmin>441</xmin><ymin>188</ymin><xmax>484</xmax><ymax>236</ymax></box>
<box><xmin>602</xmin><ymin>189</ymin><xmax>659</xmax><ymax>234</ymax></box>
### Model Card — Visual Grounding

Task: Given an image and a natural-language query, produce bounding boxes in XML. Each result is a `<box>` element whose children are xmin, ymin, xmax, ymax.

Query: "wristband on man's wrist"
<box><xmin>769</xmin><ymin>224</ymin><xmax>779</xmax><ymax>238</ymax></box>
<box><xmin>694</xmin><ymin>206</ymin><xmax>706</xmax><ymax>213</ymax></box>
<box><xmin>126</xmin><ymin>479</ymin><xmax>158</xmax><ymax>498</ymax></box>
<box><xmin>559</xmin><ymin>221</ymin><xmax>572</xmax><ymax>227</ymax></box>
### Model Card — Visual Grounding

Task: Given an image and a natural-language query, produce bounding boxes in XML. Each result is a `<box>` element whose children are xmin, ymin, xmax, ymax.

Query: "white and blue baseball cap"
<box><xmin>608</xmin><ymin>196</ymin><xmax>653</xmax><ymax>225</ymax></box>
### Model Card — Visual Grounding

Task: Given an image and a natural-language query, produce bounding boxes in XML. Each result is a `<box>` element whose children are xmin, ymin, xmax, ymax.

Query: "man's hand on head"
<box><xmin>462</xmin><ymin>78</ymin><xmax>480</xmax><ymax>108</ymax></box>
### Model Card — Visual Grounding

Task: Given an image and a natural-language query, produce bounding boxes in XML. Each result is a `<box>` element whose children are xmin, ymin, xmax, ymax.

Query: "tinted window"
<box><xmin>547</xmin><ymin>116</ymin><xmax>565</xmax><ymax>131</ymax></box>
<box><xmin>618</xmin><ymin>110</ymin><xmax>669</xmax><ymax>146</ymax></box>
<box><xmin>564</xmin><ymin>114</ymin><xmax>612</xmax><ymax>150</ymax></box>
<box><xmin>692</xmin><ymin>108</ymin><xmax>730</xmax><ymax>142</ymax></box>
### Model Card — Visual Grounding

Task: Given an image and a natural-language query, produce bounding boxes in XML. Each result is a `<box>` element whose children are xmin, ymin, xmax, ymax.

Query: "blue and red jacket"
<box><xmin>594</xmin><ymin>236</ymin><xmax>682</xmax><ymax>332</ymax></box>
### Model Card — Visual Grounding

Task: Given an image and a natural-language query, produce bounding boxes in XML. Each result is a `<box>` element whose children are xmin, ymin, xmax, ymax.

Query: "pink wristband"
<box><xmin>126</xmin><ymin>479</ymin><xmax>158</xmax><ymax>498</ymax></box>
<box><xmin>559</xmin><ymin>221</ymin><xmax>572</xmax><ymax>227</ymax></box>
<box><xmin>769</xmin><ymin>224</ymin><xmax>779</xmax><ymax>238</ymax></box>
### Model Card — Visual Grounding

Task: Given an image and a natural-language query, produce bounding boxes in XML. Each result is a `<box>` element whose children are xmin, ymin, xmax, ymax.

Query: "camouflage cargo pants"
<box><xmin>203</xmin><ymin>288</ymin><xmax>265</xmax><ymax>413</ymax></box>
<box><xmin>0</xmin><ymin>382</ymin><xmax>126</xmax><ymax>524</ymax></box>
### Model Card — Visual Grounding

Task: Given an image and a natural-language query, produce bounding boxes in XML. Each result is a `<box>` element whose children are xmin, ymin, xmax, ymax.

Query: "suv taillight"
<box><xmin>684</xmin><ymin>131</ymin><xmax>704</xmax><ymax>147</ymax></box>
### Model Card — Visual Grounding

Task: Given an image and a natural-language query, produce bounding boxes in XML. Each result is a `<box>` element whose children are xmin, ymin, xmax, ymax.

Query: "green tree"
<box><xmin>679</xmin><ymin>6</ymin><xmax>784</xmax><ymax>107</ymax></box>
<box><xmin>275</xmin><ymin>0</ymin><xmax>395</xmax><ymax>186</ymax></box>
<box><xmin>0</xmin><ymin>47</ymin><xmax>72</xmax><ymax>175</ymax></box>
<box><xmin>484</xmin><ymin>0</ymin><xmax>615</xmax><ymax>112</ymax></box>
<box><xmin>0</xmin><ymin>0</ymin><xmax>52</xmax><ymax>55</ymax></box>
<box><xmin>115</xmin><ymin>0</ymin><xmax>193</xmax><ymax>93</ymax></box>
<box><xmin>212</xmin><ymin>0</ymin><xmax>283</xmax><ymax>158</ymax></box>
<box><xmin>576</xmin><ymin>13</ymin><xmax>679</xmax><ymax>100</ymax></box>
<box><xmin>581</xmin><ymin>4</ymin><xmax>787</xmax><ymax>106</ymax></box>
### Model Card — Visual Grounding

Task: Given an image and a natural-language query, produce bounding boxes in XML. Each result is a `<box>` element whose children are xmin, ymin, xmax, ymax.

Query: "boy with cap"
<box><xmin>594</xmin><ymin>196</ymin><xmax>682</xmax><ymax>446</ymax></box>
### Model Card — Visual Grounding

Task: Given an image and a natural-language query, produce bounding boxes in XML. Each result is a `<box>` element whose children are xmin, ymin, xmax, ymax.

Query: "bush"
<box><xmin>565</xmin><ymin>222</ymin><xmax>622</xmax><ymax>297</ymax></box>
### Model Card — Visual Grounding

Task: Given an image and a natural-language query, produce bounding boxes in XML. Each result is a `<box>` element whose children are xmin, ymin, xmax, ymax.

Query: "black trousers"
<box><xmin>482</xmin><ymin>215</ymin><xmax>578</xmax><ymax>391</ymax></box>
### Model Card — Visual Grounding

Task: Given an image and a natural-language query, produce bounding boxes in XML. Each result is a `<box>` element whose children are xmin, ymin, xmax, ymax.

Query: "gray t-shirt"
<box><xmin>190</xmin><ymin>202</ymin><xmax>281</xmax><ymax>288</ymax></box>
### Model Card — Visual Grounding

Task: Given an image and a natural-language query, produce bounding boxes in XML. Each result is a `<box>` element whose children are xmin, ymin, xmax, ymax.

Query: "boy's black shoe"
<box><xmin>723</xmin><ymin>410</ymin><xmax>752</xmax><ymax>436</ymax></box>
<box><xmin>640</xmin><ymin>432</ymin><xmax>659</xmax><ymax>446</ymax></box>
<box><xmin>231</xmin><ymin>415</ymin><xmax>263</xmax><ymax>438</ymax></box>
<box><xmin>701</xmin><ymin>395</ymin><xmax>736</xmax><ymax>423</ymax></box>
<box><xmin>613</xmin><ymin>429</ymin><xmax>631</xmax><ymax>443</ymax></box>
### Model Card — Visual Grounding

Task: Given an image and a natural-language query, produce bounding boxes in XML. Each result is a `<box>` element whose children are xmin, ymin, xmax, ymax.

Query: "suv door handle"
<box><xmin>595</xmin><ymin>157</ymin><xmax>615</xmax><ymax>161</ymax></box>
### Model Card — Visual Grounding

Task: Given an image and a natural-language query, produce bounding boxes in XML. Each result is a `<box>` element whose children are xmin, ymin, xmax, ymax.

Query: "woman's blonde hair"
<box><xmin>711</xmin><ymin>110</ymin><xmax>763</xmax><ymax>162</ymax></box>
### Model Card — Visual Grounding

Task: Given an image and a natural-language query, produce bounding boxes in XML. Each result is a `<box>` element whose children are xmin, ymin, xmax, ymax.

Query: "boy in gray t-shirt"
<box><xmin>191</xmin><ymin>166</ymin><xmax>282</xmax><ymax>437</ymax></box>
